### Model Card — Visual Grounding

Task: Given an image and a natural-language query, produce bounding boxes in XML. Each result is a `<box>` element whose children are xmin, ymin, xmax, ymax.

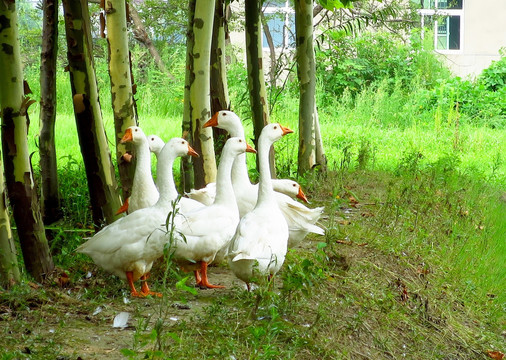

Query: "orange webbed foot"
<box><xmin>198</xmin><ymin>262</ymin><xmax>225</xmax><ymax>289</ymax></box>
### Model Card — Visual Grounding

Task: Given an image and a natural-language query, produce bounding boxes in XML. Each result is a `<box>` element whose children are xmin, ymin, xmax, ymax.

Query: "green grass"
<box><xmin>3</xmin><ymin>166</ymin><xmax>504</xmax><ymax>359</ymax></box>
<box><xmin>9</xmin><ymin>59</ymin><xmax>505</xmax><ymax>359</ymax></box>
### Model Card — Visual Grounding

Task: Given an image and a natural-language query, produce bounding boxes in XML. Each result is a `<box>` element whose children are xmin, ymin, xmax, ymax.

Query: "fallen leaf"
<box><xmin>92</xmin><ymin>306</ymin><xmax>103</xmax><ymax>316</ymax></box>
<box><xmin>113</xmin><ymin>312</ymin><xmax>130</xmax><ymax>329</ymax></box>
<box><xmin>486</xmin><ymin>350</ymin><xmax>504</xmax><ymax>360</ymax></box>
<box><xmin>57</xmin><ymin>272</ymin><xmax>70</xmax><ymax>287</ymax></box>
<box><xmin>338</xmin><ymin>219</ymin><xmax>351</xmax><ymax>225</ymax></box>
<box><xmin>395</xmin><ymin>279</ymin><xmax>409</xmax><ymax>303</ymax></box>
<box><xmin>361</xmin><ymin>212</ymin><xmax>374</xmax><ymax>217</ymax></box>
<box><xmin>348</xmin><ymin>196</ymin><xmax>359</xmax><ymax>207</ymax></box>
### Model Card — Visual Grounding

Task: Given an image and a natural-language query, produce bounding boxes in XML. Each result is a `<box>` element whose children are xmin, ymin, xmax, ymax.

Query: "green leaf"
<box><xmin>176</xmin><ymin>276</ymin><xmax>198</xmax><ymax>295</ymax></box>
<box><xmin>318</xmin><ymin>0</ymin><xmax>355</xmax><ymax>11</ymax></box>
<box><xmin>316</xmin><ymin>242</ymin><xmax>327</xmax><ymax>250</ymax></box>
<box><xmin>120</xmin><ymin>348</ymin><xmax>137</xmax><ymax>356</ymax></box>
<box><xmin>150</xmin><ymin>328</ymin><xmax>158</xmax><ymax>341</ymax></box>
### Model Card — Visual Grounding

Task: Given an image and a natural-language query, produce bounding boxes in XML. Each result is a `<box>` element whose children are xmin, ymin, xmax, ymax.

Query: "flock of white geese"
<box><xmin>76</xmin><ymin>111</ymin><xmax>324</xmax><ymax>296</ymax></box>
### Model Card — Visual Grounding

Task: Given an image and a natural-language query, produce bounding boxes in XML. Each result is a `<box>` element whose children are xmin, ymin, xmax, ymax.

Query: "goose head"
<box><xmin>147</xmin><ymin>134</ymin><xmax>165</xmax><ymax>157</ymax></box>
<box><xmin>161</xmin><ymin>137</ymin><xmax>199</xmax><ymax>159</ymax></box>
<box><xmin>120</xmin><ymin>126</ymin><xmax>147</xmax><ymax>145</ymax></box>
<box><xmin>260</xmin><ymin>123</ymin><xmax>293</xmax><ymax>143</ymax></box>
<box><xmin>273</xmin><ymin>179</ymin><xmax>309</xmax><ymax>203</ymax></box>
<box><xmin>222</xmin><ymin>137</ymin><xmax>257</xmax><ymax>157</ymax></box>
<box><xmin>204</xmin><ymin>110</ymin><xmax>244</xmax><ymax>137</ymax></box>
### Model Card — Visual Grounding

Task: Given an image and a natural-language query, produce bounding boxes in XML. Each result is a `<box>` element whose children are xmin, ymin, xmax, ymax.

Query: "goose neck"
<box><xmin>134</xmin><ymin>141</ymin><xmax>153</xmax><ymax>182</ymax></box>
<box><xmin>214</xmin><ymin>149</ymin><xmax>237</xmax><ymax>206</ymax></box>
<box><xmin>155</xmin><ymin>152</ymin><xmax>179</xmax><ymax>206</ymax></box>
<box><xmin>231</xmin><ymin>153</ymin><xmax>251</xmax><ymax>186</ymax></box>
<box><xmin>227</xmin><ymin>126</ymin><xmax>251</xmax><ymax>187</ymax></box>
<box><xmin>257</xmin><ymin>136</ymin><xmax>274</xmax><ymax>205</ymax></box>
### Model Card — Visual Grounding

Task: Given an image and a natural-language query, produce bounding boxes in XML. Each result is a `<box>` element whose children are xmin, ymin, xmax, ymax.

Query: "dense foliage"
<box><xmin>314</xmin><ymin>30</ymin><xmax>506</xmax><ymax>129</ymax></box>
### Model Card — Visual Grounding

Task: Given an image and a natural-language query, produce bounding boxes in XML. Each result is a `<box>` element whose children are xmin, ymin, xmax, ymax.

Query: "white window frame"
<box><xmin>418</xmin><ymin>2</ymin><xmax>464</xmax><ymax>54</ymax></box>
<box><xmin>262</xmin><ymin>0</ymin><xmax>295</xmax><ymax>50</ymax></box>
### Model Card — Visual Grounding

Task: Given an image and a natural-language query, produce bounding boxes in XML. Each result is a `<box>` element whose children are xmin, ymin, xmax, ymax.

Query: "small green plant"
<box><xmin>121</xmin><ymin>197</ymin><xmax>199</xmax><ymax>358</ymax></box>
<box><xmin>280</xmin><ymin>243</ymin><xmax>329</xmax><ymax>306</ymax></box>
<box><xmin>488</xmin><ymin>151</ymin><xmax>503</xmax><ymax>181</ymax></box>
<box><xmin>339</xmin><ymin>144</ymin><xmax>353</xmax><ymax>173</ymax></box>
<box><xmin>395</xmin><ymin>149</ymin><xmax>424</xmax><ymax>177</ymax></box>
<box><xmin>356</xmin><ymin>138</ymin><xmax>375</xmax><ymax>170</ymax></box>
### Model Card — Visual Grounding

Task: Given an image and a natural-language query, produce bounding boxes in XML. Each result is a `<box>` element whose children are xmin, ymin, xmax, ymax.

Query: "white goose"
<box><xmin>76</xmin><ymin>138</ymin><xmax>199</xmax><ymax>297</ymax></box>
<box><xmin>187</xmin><ymin>178</ymin><xmax>310</xmax><ymax>206</ymax></box>
<box><xmin>165</xmin><ymin>137</ymin><xmax>256</xmax><ymax>288</ymax></box>
<box><xmin>116</xmin><ymin>126</ymin><xmax>158</xmax><ymax>215</ymax></box>
<box><xmin>148</xmin><ymin>134</ymin><xmax>204</xmax><ymax>214</ymax></box>
<box><xmin>270</xmin><ymin>179</ymin><xmax>309</xmax><ymax>203</ymax></box>
<box><xmin>147</xmin><ymin>134</ymin><xmax>165</xmax><ymax>157</ymax></box>
<box><xmin>202</xmin><ymin>110</ymin><xmax>325</xmax><ymax>247</ymax></box>
<box><xmin>227</xmin><ymin>123</ymin><xmax>292</xmax><ymax>290</ymax></box>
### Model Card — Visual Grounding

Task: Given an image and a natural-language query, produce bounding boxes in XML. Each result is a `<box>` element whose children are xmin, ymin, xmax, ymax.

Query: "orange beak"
<box><xmin>245</xmin><ymin>143</ymin><xmax>257</xmax><ymax>154</ymax></box>
<box><xmin>120</xmin><ymin>128</ymin><xmax>133</xmax><ymax>143</ymax></box>
<box><xmin>203</xmin><ymin>112</ymin><xmax>219</xmax><ymax>128</ymax></box>
<box><xmin>296</xmin><ymin>187</ymin><xmax>309</xmax><ymax>203</ymax></box>
<box><xmin>187</xmin><ymin>144</ymin><xmax>199</xmax><ymax>157</ymax></box>
<box><xmin>280</xmin><ymin>125</ymin><xmax>293</xmax><ymax>136</ymax></box>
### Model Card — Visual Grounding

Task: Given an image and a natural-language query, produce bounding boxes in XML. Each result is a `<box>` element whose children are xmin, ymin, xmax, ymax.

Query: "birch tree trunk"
<box><xmin>261</xmin><ymin>12</ymin><xmax>277</xmax><ymax>89</ymax></box>
<box><xmin>62</xmin><ymin>0</ymin><xmax>122</xmax><ymax>229</ymax></box>
<box><xmin>104</xmin><ymin>0</ymin><xmax>137</xmax><ymax>202</ymax></box>
<box><xmin>244</xmin><ymin>0</ymin><xmax>275</xmax><ymax>174</ymax></box>
<box><xmin>181</xmin><ymin>0</ymin><xmax>195</xmax><ymax>193</ymax></box>
<box><xmin>0</xmin><ymin>0</ymin><xmax>54</xmax><ymax>281</ymax></box>
<box><xmin>295</xmin><ymin>0</ymin><xmax>327</xmax><ymax>174</ymax></box>
<box><xmin>39</xmin><ymin>0</ymin><xmax>61</xmax><ymax>224</ymax></box>
<box><xmin>0</xmin><ymin>153</ymin><xmax>20</xmax><ymax>287</ymax></box>
<box><xmin>210</xmin><ymin>0</ymin><xmax>230</xmax><ymax>153</ymax></box>
<box><xmin>188</xmin><ymin>0</ymin><xmax>217</xmax><ymax>189</ymax></box>
<box><xmin>129</xmin><ymin>4</ymin><xmax>175</xmax><ymax>81</ymax></box>
<box><xmin>210</xmin><ymin>0</ymin><xmax>229</xmax><ymax>114</ymax></box>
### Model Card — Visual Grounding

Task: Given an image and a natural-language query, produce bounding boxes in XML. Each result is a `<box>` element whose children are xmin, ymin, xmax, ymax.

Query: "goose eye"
<box><xmin>181</xmin><ymin>141</ymin><xmax>185</xmax><ymax>144</ymax></box>
<box><xmin>293</xmin><ymin>184</ymin><xmax>296</xmax><ymax>187</ymax></box>
<box><xmin>134</xmin><ymin>128</ymin><xmax>138</xmax><ymax>132</ymax></box>
<box><xmin>273</xmin><ymin>126</ymin><xmax>278</xmax><ymax>129</ymax></box>
<box><xmin>239</xmin><ymin>139</ymin><xmax>243</xmax><ymax>142</ymax></box>
<box><xmin>151</xmin><ymin>137</ymin><xmax>154</xmax><ymax>141</ymax></box>
<box><xmin>223</xmin><ymin>112</ymin><xmax>227</xmax><ymax>116</ymax></box>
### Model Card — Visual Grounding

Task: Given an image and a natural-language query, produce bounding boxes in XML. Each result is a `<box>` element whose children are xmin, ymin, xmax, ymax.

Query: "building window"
<box><xmin>419</xmin><ymin>0</ymin><xmax>463</xmax><ymax>53</ymax></box>
<box><xmin>262</xmin><ymin>0</ymin><xmax>295</xmax><ymax>50</ymax></box>
<box><xmin>437</xmin><ymin>15</ymin><xmax>460</xmax><ymax>50</ymax></box>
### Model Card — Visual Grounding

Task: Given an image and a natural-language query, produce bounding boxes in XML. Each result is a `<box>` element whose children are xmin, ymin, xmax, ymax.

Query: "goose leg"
<box><xmin>140</xmin><ymin>273</ymin><xmax>162</xmax><ymax>297</ymax></box>
<box><xmin>126</xmin><ymin>271</ymin><xmax>140</xmax><ymax>297</ymax></box>
<box><xmin>198</xmin><ymin>262</ymin><xmax>225</xmax><ymax>289</ymax></box>
<box><xmin>194</xmin><ymin>270</ymin><xmax>202</xmax><ymax>285</ymax></box>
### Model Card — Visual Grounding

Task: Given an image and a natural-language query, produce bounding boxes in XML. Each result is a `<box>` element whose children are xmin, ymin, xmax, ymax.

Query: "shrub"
<box><xmin>418</xmin><ymin>77</ymin><xmax>506</xmax><ymax>129</ymax></box>
<box><xmin>478</xmin><ymin>49</ymin><xmax>506</xmax><ymax>91</ymax></box>
<box><xmin>315</xmin><ymin>29</ymin><xmax>450</xmax><ymax>103</ymax></box>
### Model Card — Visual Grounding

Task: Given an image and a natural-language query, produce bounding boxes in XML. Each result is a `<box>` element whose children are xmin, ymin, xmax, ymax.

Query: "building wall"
<box><xmin>441</xmin><ymin>0</ymin><xmax>506</xmax><ymax>78</ymax></box>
